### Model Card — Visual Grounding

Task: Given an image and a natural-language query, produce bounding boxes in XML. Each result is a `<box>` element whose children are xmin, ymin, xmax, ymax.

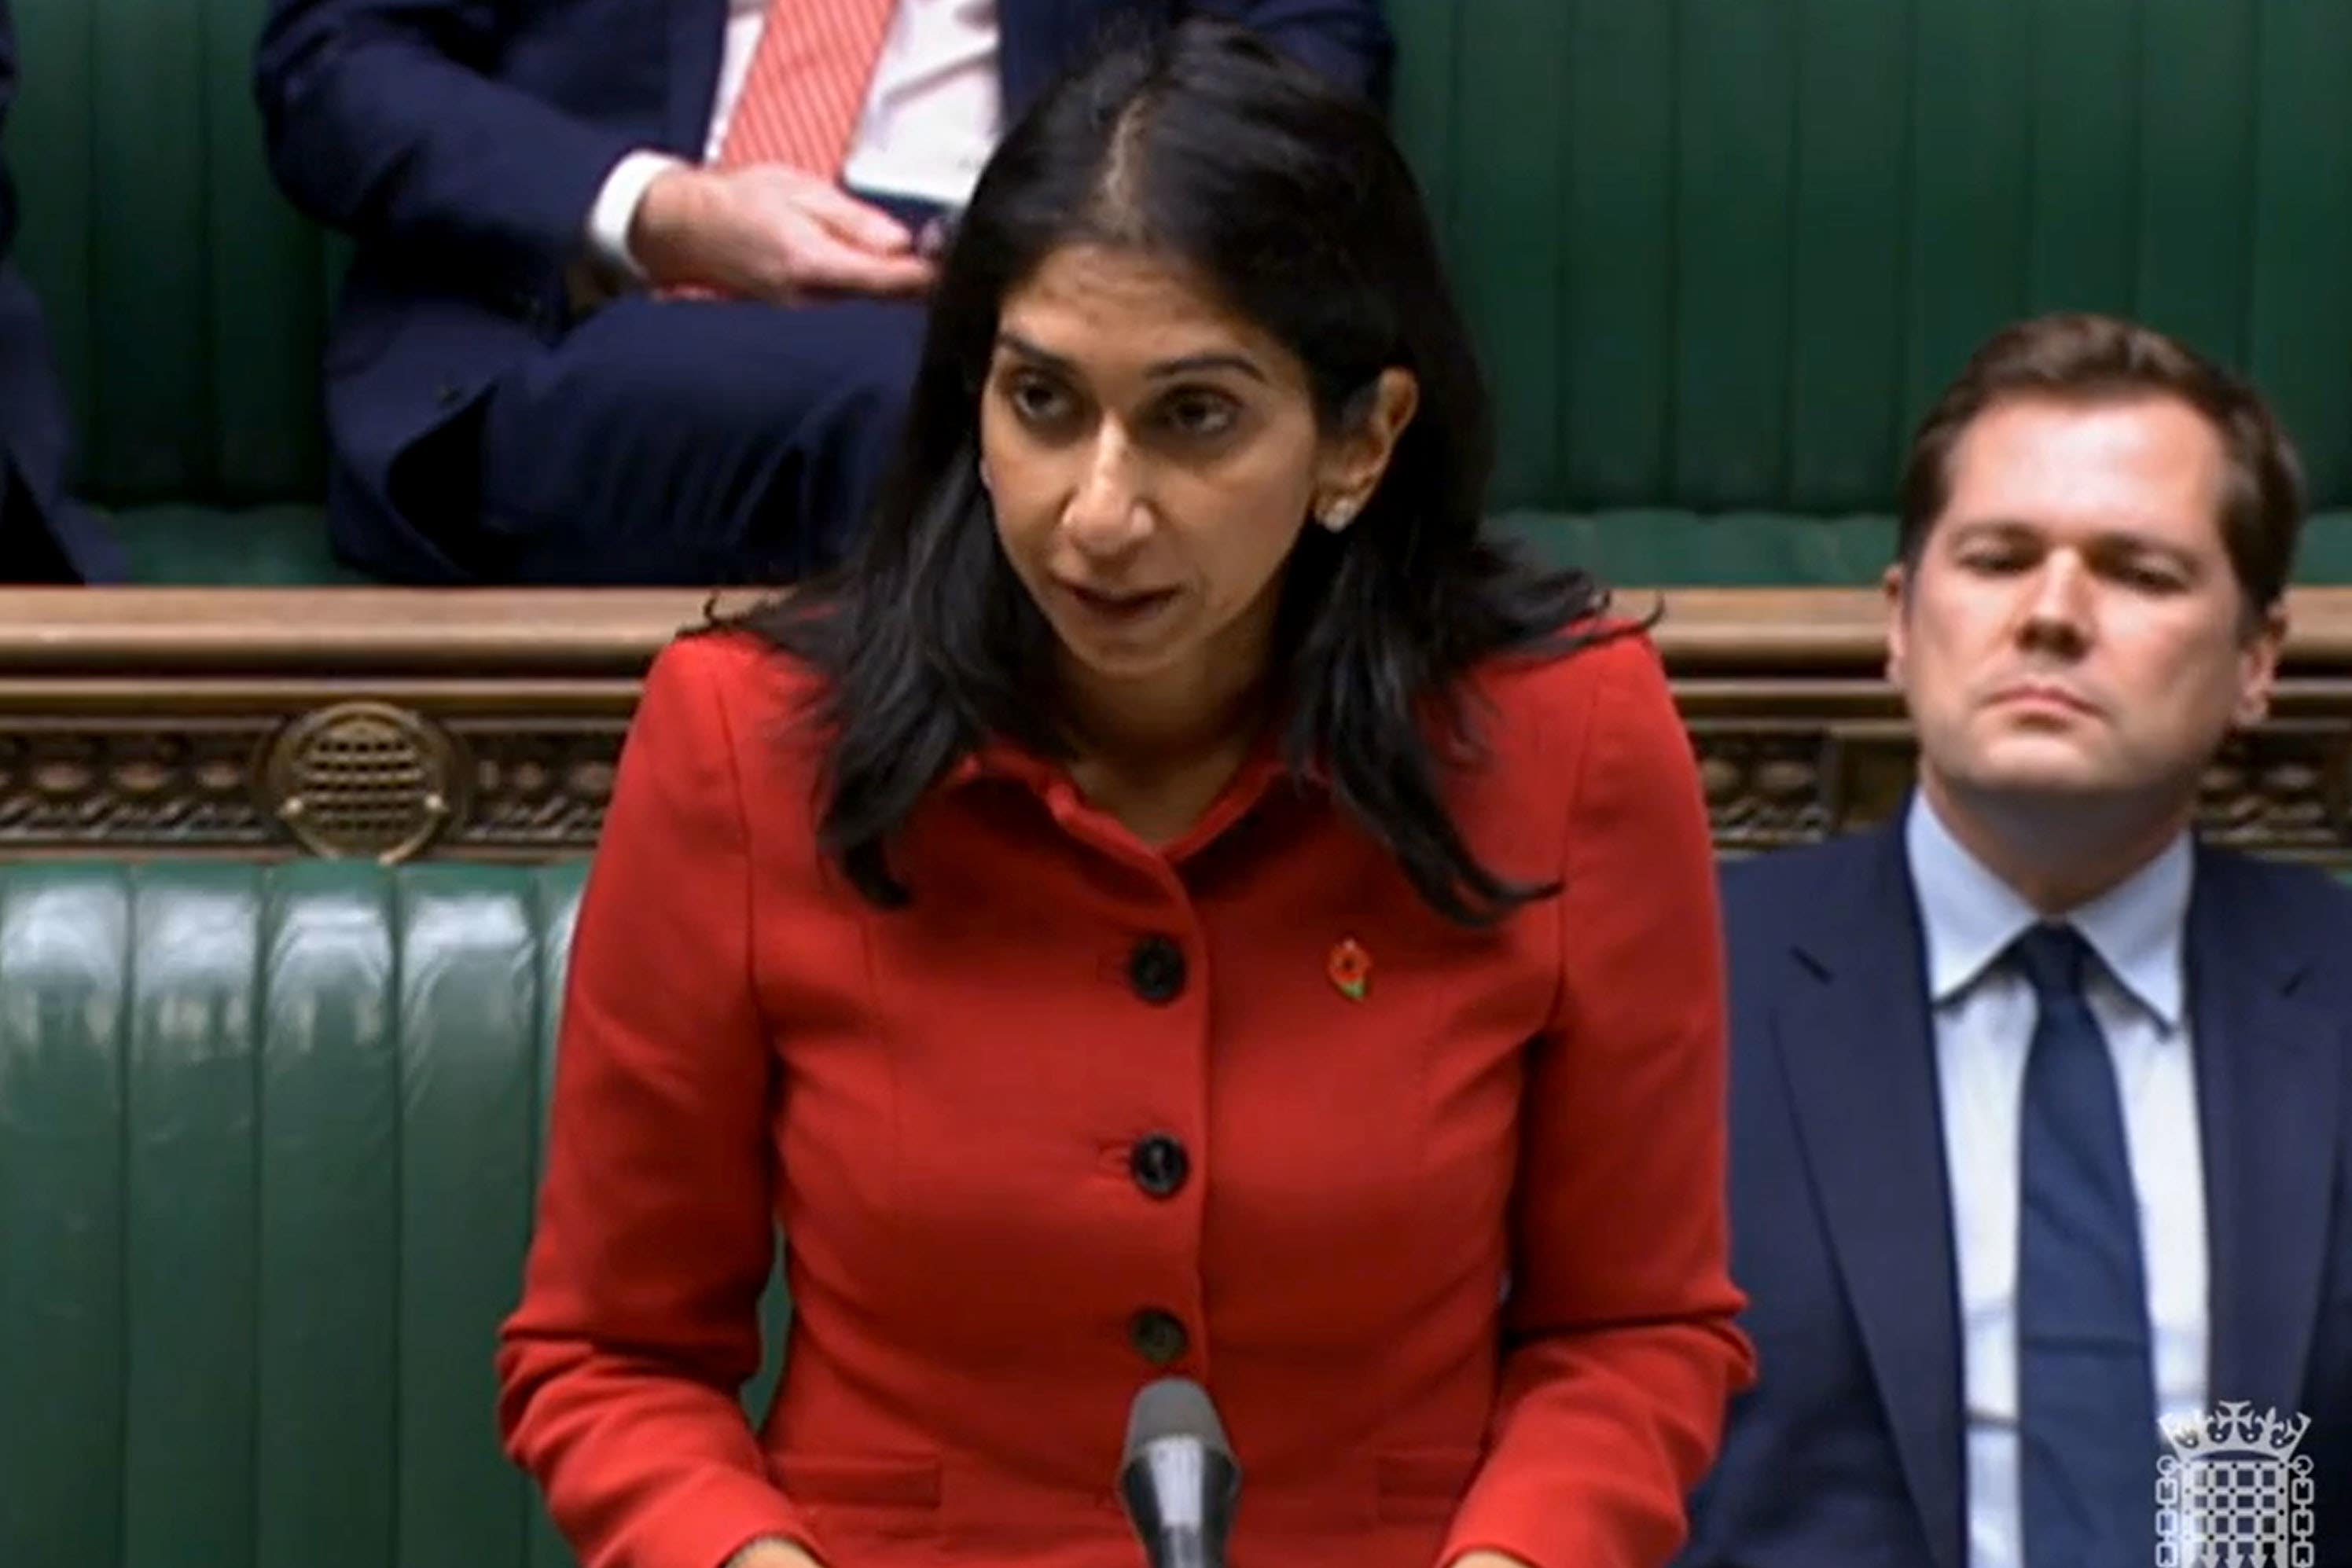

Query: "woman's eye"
<box><xmin>1005</xmin><ymin>375</ymin><xmax>1071</xmax><ymax>424</ymax></box>
<box><xmin>1161</xmin><ymin>391</ymin><xmax>1239</xmax><ymax>439</ymax></box>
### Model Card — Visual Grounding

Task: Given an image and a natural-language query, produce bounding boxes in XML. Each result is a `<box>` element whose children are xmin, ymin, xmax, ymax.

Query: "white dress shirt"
<box><xmin>588</xmin><ymin>0</ymin><xmax>1002</xmax><ymax>275</ymax></box>
<box><xmin>1905</xmin><ymin>794</ymin><xmax>2208</xmax><ymax>1568</ymax></box>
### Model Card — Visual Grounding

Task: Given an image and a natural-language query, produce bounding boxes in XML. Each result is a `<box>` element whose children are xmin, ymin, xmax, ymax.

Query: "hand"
<box><xmin>723</xmin><ymin>1537</ymin><xmax>825</xmax><ymax>1568</ymax></box>
<box><xmin>630</xmin><ymin>163</ymin><xmax>939</xmax><ymax>303</ymax></box>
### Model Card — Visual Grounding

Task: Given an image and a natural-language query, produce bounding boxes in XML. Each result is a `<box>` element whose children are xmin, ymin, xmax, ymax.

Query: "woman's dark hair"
<box><xmin>734</xmin><ymin>17</ymin><xmax>1611</xmax><ymax>925</ymax></box>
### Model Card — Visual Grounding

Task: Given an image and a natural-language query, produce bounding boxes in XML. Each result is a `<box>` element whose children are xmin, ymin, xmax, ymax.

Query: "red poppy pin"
<box><xmin>1327</xmin><ymin>937</ymin><xmax>1372</xmax><ymax>1001</ymax></box>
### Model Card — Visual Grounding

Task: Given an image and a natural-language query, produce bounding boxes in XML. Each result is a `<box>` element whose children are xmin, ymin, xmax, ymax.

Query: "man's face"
<box><xmin>1888</xmin><ymin>395</ymin><xmax>2283</xmax><ymax>817</ymax></box>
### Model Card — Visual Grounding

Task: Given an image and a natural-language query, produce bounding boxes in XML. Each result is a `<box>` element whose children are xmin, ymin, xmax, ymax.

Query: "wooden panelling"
<box><xmin>4</xmin><ymin>587</ymin><xmax>2350</xmax><ymax>865</ymax></box>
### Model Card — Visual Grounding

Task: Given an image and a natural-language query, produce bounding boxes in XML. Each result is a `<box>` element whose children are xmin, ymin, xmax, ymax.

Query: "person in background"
<box><xmin>498</xmin><ymin>22</ymin><xmax>1750</xmax><ymax>1568</ymax></box>
<box><xmin>1685</xmin><ymin>314</ymin><xmax>2352</xmax><ymax>1568</ymax></box>
<box><xmin>252</xmin><ymin>0</ymin><xmax>1388</xmax><ymax>586</ymax></box>
<box><xmin>0</xmin><ymin>0</ymin><xmax>121</xmax><ymax>582</ymax></box>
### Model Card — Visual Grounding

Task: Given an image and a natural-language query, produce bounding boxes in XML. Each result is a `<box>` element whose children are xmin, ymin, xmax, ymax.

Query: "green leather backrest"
<box><xmin>1386</xmin><ymin>0</ymin><xmax>2352</xmax><ymax>514</ymax></box>
<box><xmin>7</xmin><ymin>0</ymin><xmax>2351</xmax><ymax>516</ymax></box>
<box><xmin>9</xmin><ymin>0</ymin><xmax>332</xmax><ymax>508</ymax></box>
<box><xmin>0</xmin><ymin>862</ymin><xmax>608</xmax><ymax>1567</ymax></box>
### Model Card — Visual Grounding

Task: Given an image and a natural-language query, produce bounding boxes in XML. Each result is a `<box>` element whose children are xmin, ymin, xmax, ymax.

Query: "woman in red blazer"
<box><xmin>498</xmin><ymin>20</ymin><xmax>1753</xmax><ymax>1568</ymax></box>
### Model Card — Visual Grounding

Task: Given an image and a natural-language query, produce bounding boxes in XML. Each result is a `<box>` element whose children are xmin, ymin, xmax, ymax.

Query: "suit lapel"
<box><xmin>2191</xmin><ymin>849</ymin><xmax>2342</xmax><ymax>1414</ymax></box>
<box><xmin>1775</xmin><ymin>824</ymin><xmax>1966</xmax><ymax>1568</ymax></box>
<box><xmin>667</xmin><ymin>0</ymin><xmax>730</xmax><ymax>156</ymax></box>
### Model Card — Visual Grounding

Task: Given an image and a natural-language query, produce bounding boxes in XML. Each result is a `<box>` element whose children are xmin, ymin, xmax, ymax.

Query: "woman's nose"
<box><xmin>1061</xmin><ymin>426</ymin><xmax>1152</xmax><ymax>556</ymax></box>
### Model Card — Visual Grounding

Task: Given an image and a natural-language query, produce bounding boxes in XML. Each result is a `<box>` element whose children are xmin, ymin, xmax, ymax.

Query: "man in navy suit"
<box><xmin>0</xmin><ymin>0</ymin><xmax>121</xmax><ymax>582</ymax></box>
<box><xmin>252</xmin><ymin>0</ymin><xmax>1389</xmax><ymax>585</ymax></box>
<box><xmin>1685</xmin><ymin>314</ymin><xmax>2352</xmax><ymax>1568</ymax></box>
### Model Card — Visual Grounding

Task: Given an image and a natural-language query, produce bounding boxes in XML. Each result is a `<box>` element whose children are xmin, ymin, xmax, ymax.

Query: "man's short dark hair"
<box><xmin>1897</xmin><ymin>313</ymin><xmax>2306</xmax><ymax>611</ymax></box>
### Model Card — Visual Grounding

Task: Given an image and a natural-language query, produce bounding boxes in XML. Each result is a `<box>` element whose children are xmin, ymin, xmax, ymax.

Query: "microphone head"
<box><xmin>1123</xmin><ymin>1378</ymin><xmax>1234</xmax><ymax>1468</ymax></box>
<box><xmin>1119</xmin><ymin>1377</ymin><xmax>1242</xmax><ymax>1566</ymax></box>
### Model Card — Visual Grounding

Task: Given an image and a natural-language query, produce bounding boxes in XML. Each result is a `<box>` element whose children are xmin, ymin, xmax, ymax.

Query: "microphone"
<box><xmin>1119</xmin><ymin>1377</ymin><xmax>1241</xmax><ymax>1568</ymax></box>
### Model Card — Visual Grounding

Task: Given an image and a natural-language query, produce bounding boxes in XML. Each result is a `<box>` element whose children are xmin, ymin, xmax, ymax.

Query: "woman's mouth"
<box><xmin>1058</xmin><ymin>582</ymin><xmax>1179</xmax><ymax>626</ymax></box>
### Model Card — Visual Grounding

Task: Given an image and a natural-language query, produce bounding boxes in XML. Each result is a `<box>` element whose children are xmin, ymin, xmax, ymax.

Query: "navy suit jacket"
<box><xmin>0</xmin><ymin>0</ymin><xmax>120</xmax><ymax>581</ymax></box>
<box><xmin>1684</xmin><ymin>821</ymin><xmax>2352</xmax><ymax>1568</ymax></box>
<box><xmin>252</xmin><ymin>0</ymin><xmax>1391</xmax><ymax>579</ymax></box>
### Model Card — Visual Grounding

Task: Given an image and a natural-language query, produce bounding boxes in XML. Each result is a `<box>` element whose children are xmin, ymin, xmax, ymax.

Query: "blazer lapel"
<box><xmin>2191</xmin><ymin>849</ymin><xmax>2343</xmax><ymax>1415</ymax></box>
<box><xmin>667</xmin><ymin>0</ymin><xmax>730</xmax><ymax>157</ymax></box>
<box><xmin>1774</xmin><ymin>824</ymin><xmax>1966</xmax><ymax>1568</ymax></box>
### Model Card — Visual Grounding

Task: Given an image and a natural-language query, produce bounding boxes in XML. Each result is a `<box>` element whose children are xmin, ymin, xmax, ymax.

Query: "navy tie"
<box><xmin>2012</xmin><ymin>924</ymin><xmax>2159</xmax><ymax>1568</ymax></box>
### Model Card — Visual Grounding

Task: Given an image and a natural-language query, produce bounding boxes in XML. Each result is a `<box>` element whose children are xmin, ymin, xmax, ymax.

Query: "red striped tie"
<box><xmin>717</xmin><ymin>0</ymin><xmax>898</xmax><ymax>176</ymax></box>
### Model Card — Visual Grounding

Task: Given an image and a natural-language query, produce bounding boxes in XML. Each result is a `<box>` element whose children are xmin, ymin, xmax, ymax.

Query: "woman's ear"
<box><xmin>1312</xmin><ymin>369</ymin><xmax>1420</xmax><ymax>528</ymax></box>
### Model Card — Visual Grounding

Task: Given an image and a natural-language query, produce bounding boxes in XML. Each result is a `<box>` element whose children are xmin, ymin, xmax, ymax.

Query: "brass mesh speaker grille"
<box><xmin>263</xmin><ymin>703</ymin><xmax>465</xmax><ymax>862</ymax></box>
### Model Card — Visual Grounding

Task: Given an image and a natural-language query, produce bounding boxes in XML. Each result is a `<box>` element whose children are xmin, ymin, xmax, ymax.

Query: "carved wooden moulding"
<box><xmin>1</xmin><ymin>586</ymin><xmax>2349</xmax><ymax>865</ymax></box>
<box><xmin>1</xmin><ymin>706</ymin><xmax>2346</xmax><ymax>868</ymax></box>
<box><xmin>0</xmin><ymin>710</ymin><xmax>628</xmax><ymax>862</ymax></box>
<box><xmin>1690</xmin><ymin>722</ymin><xmax>2352</xmax><ymax>863</ymax></box>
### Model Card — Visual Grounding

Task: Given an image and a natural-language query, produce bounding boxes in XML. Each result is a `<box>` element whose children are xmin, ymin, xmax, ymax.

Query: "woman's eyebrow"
<box><xmin>992</xmin><ymin>332</ymin><xmax>1267</xmax><ymax>385</ymax></box>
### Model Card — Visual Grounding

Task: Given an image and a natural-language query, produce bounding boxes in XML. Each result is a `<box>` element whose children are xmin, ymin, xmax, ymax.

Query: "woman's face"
<box><xmin>978</xmin><ymin>243</ymin><xmax>1409</xmax><ymax>707</ymax></box>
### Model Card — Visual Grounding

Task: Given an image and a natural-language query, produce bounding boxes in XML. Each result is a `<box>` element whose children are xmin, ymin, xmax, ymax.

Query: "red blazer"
<box><xmin>498</xmin><ymin>626</ymin><xmax>1754</xmax><ymax>1568</ymax></box>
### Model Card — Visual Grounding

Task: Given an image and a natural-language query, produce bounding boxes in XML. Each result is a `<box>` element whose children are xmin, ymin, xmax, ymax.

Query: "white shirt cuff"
<box><xmin>586</xmin><ymin>150</ymin><xmax>689</xmax><ymax>280</ymax></box>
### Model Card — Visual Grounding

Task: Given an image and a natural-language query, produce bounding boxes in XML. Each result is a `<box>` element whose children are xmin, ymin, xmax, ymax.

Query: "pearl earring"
<box><xmin>1317</xmin><ymin>498</ymin><xmax>1357</xmax><ymax>531</ymax></box>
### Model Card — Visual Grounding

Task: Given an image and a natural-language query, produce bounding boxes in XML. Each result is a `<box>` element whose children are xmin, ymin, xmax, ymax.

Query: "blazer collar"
<box><xmin>941</xmin><ymin>728</ymin><xmax>1326</xmax><ymax>868</ymax></box>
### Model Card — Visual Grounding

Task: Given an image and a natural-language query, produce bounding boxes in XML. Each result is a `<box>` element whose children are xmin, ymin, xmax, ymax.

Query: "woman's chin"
<box><xmin>1047</xmin><ymin>612</ymin><xmax>1197</xmax><ymax>682</ymax></box>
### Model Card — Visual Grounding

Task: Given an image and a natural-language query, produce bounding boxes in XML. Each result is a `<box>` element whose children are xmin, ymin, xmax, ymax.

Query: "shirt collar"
<box><xmin>1904</xmin><ymin>791</ymin><xmax>2192</xmax><ymax>1026</ymax></box>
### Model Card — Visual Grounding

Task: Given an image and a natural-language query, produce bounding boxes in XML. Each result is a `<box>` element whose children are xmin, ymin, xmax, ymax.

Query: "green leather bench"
<box><xmin>9</xmin><ymin>0</ymin><xmax>2350</xmax><ymax>586</ymax></box>
<box><xmin>0</xmin><ymin>861</ymin><xmax>806</xmax><ymax>1566</ymax></box>
<box><xmin>1395</xmin><ymin>0</ymin><xmax>2352</xmax><ymax>580</ymax></box>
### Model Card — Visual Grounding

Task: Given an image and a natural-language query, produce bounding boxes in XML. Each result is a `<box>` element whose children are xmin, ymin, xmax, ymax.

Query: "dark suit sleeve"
<box><xmin>254</xmin><ymin>0</ymin><xmax>640</xmax><ymax>275</ymax></box>
<box><xmin>1192</xmin><ymin>0</ymin><xmax>1394</xmax><ymax>100</ymax></box>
